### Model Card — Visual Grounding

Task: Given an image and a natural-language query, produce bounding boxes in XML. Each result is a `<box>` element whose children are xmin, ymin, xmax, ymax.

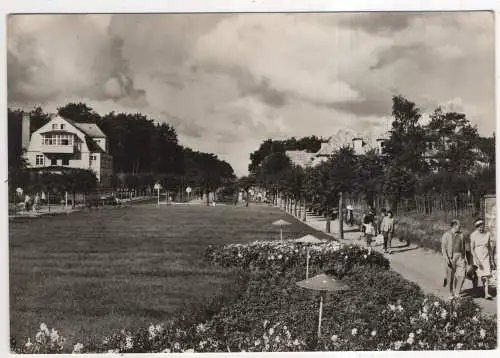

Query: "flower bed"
<box><xmin>12</xmin><ymin>239</ymin><xmax>497</xmax><ymax>353</ymax></box>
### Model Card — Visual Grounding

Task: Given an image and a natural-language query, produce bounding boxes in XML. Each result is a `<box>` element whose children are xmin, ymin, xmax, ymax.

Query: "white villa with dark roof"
<box><xmin>285</xmin><ymin>129</ymin><xmax>389</xmax><ymax>168</ymax></box>
<box><xmin>22</xmin><ymin>113</ymin><xmax>113</xmax><ymax>187</ymax></box>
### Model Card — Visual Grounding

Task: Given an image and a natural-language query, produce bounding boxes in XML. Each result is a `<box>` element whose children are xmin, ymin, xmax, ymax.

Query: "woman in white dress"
<box><xmin>470</xmin><ymin>218</ymin><xmax>494</xmax><ymax>299</ymax></box>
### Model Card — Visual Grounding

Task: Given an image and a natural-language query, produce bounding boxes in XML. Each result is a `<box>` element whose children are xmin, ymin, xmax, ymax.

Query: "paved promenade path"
<box><xmin>281</xmin><ymin>207</ymin><xmax>497</xmax><ymax>317</ymax></box>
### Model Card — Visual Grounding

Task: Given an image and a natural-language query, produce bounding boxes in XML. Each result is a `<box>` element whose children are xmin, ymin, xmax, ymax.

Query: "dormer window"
<box><xmin>52</xmin><ymin>124</ymin><xmax>57</xmax><ymax>130</ymax></box>
<box><xmin>60</xmin><ymin>124</ymin><xmax>65</xmax><ymax>130</ymax></box>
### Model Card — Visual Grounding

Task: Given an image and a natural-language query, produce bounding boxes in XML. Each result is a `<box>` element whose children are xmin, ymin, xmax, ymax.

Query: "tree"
<box><xmin>355</xmin><ymin>149</ymin><xmax>384</xmax><ymax>207</ymax></box>
<box><xmin>58</xmin><ymin>102</ymin><xmax>100</xmax><ymax>123</ymax></box>
<box><xmin>59</xmin><ymin>169</ymin><xmax>98</xmax><ymax>208</ymax></box>
<box><xmin>238</xmin><ymin>174</ymin><xmax>257</xmax><ymax>207</ymax></box>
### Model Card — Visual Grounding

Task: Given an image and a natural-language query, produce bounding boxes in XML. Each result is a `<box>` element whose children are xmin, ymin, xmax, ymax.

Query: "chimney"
<box><xmin>21</xmin><ymin>113</ymin><xmax>31</xmax><ymax>150</ymax></box>
<box><xmin>352</xmin><ymin>137</ymin><xmax>363</xmax><ymax>153</ymax></box>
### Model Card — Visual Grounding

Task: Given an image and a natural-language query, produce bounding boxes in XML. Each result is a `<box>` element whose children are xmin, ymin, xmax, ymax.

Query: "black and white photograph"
<box><xmin>3</xmin><ymin>2</ymin><xmax>499</xmax><ymax>354</ymax></box>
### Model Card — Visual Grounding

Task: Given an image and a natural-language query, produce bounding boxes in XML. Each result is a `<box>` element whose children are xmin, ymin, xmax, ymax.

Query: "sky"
<box><xmin>7</xmin><ymin>12</ymin><xmax>495</xmax><ymax>176</ymax></box>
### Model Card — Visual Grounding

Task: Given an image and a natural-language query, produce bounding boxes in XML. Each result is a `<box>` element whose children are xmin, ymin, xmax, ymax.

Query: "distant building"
<box><xmin>286</xmin><ymin>129</ymin><xmax>389</xmax><ymax>168</ymax></box>
<box><xmin>21</xmin><ymin>113</ymin><xmax>113</xmax><ymax>187</ymax></box>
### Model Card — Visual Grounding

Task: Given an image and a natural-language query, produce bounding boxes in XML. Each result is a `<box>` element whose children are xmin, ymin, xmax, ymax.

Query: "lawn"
<box><xmin>9</xmin><ymin>203</ymin><xmax>330</xmax><ymax>347</ymax></box>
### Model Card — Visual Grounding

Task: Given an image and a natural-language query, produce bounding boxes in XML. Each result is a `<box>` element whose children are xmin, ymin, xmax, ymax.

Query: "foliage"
<box><xmin>248</xmin><ymin>136</ymin><xmax>325</xmax><ymax>173</ymax></box>
<box><xmin>8</xmin><ymin>103</ymin><xmax>236</xmax><ymax>194</ymax></box>
<box><xmin>12</xmin><ymin>239</ymin><xmax>496</xmax><ymax>353</ymax></box>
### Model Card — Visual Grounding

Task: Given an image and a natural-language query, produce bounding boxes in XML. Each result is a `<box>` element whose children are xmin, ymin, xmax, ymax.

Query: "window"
<box><xmin>60</xmin><ymin>124</ymin><xmax>65</xmax><ymax>130</ymax></box>
<box><xmin>52</xmin><ymin>124</ymin><xmax>58</xmax><ymax>130</ymax></box>
<box><xmin>42</xmin><ymin>134</ymin><xmax>73</xmax><ymax>146</ymax></box>
<box><xmin>36</xmin><ymin>155</ymin><xmax>44</xmax><ymax>166</ymax></box>
<box><xmin>62</xmin><ymin>158</ymin><xmax>69</xmax><ymax>166</ymax></box>
<box><xmin>90</xmin><ymin>155</ymin><xmax>97</xmax><ymax>161</ymax></box>
<box><xmin>51</xmin><ymin>159</ymin><xmax>57</xmax><ymax>166</ymax></box>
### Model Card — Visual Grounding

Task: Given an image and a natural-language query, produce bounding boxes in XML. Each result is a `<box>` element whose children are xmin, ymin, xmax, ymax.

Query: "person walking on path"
<box><xmin>470</xmin><ymin>218</ymin><xmax>495</xmax><ymax>300</ymax></box>
<box><xmin>361</xmin><ymin>207</ymin><xmax>376</xmax><ymax>235</ymax></box>
<box><xmin>364</xmin><ymin>221</ymin><xmax>376</xmax><ymax>255</ymax></box>
<box><xmin>346</xmin><ymin>205</ymin><xmax>354</xmax><ymax>226</ymax></box>
<box><xmin>381</xmin><ymin>210</ymin><xmax>395</xmax><ymax>254</ymax></box>
<box><xmin>441</xmin><ymin>219</ymin><xmax>467</xmax><ymax>300</ymax></box>
<box><xmin>377</xmin><ymin>208</ymin><xmax>387</xmax><ymax>235</ymax></box>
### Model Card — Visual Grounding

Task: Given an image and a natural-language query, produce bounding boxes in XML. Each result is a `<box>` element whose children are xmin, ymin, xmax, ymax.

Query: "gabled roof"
<box><xmin>41</xmin><ymin>116</ymin><xmax>106</xmax><ymax>153</ymax></box>
<box><xmin>85</xmin><ymin>137</ymin><xmax>105</xmax><ymax>153</ymax></box>
<box><xmin>65</xmin><ymin>119</ymin><xmax>106</xmax><ymax>138</ymax></box>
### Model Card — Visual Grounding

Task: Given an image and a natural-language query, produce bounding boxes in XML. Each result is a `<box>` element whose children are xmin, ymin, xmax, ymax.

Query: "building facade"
<box><xmin>22</xmin><ymin>114</ymin><xmax>113</xmax><ymax>187</ymax></box>
<box><xmin>285</xmin><ymin>129</ymin><xmax>389</xmax><ymax>168</ymax></box>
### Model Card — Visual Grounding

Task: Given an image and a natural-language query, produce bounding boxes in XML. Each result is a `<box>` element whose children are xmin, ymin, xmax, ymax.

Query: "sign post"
<box><xmin>186</xmin><ymin>187</ymin><xmax>192</xmax><ymax>202</ymax></box>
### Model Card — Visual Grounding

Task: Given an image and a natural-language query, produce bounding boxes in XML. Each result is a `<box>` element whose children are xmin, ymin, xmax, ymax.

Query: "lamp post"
<box><xmin>296</xmin><ymin>273</ymin><xmax>350</xmax><ymax>339</ymax></box>
<box><xmin>271</xmin><ymin>219</ymin><xmax>291</xmax><ymax>241</ymax></box>
<box><xmin>186</xmin><ymin>186</ymin><xmax>192</xmax><ymax>202</ymax></box>
<box><xmin>154</xmin><ymin>183</ymin><xmax>162</xmax><ymax>206</ymax></box>
<box><xmin>294</xmin><ymin>234</ymin><xmax>326</xmax><ymax>279</ymax></box>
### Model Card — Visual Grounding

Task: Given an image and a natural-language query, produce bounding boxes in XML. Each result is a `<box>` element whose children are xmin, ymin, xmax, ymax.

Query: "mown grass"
<box><xmin>9</xmin><ymin>203</ymin><xmax>329</xmax><ymax>347</ymax></box>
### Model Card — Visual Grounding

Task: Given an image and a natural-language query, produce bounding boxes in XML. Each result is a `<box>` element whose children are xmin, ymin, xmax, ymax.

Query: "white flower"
<box><xmin>421</xmin><ymin>312</ymin><xmax>428</xmax><ymax>320</ymax></box>
<box><xmin>125</xmin><ymin>336</ymin><xmax>133</xmax><ymax>350</ymax></box>
<box><xmin>472</xmin><ymin>316</ymin><xmax>479</xmax><ymax>323</ymax></box>
<box><xmin>148</xmin><ymin>324</ymin><xmax>156</xmax><ymax>339</ymax></box>
<box><xmin>254</xmin><ymin>339</ymin><xmax>261</xmax><ymax>346</ymax></box>
<box><xmin>269</xmin><ymin>328</ymin><xmax>275</xmax><ymax>336</ymax></box>
<box><xmin>196</xmin><ymin>323</ymin><xmax>207</xmax><ymax>333</ymax></box>
<box><xmin>263</xmin><ymin>320</ymin><xmax>269</xmax><ymax>328</ymax></box>
<box><xmin>35</xmin><ymin>331</ymin><xmax>44</xmax><ymax>344</ymax></box>
<box><xmin>422</xmin><ymin>305</ymin><xmax>428</xmax><ymax>313</ymax></box>
<box><xmin>199</xmin><ymin>341</ymin><xmax>207</xmax><ymax>349</ymax></box>
<box><xmin>456</xmin><ymin>343</ymin><xmax>464</xmax><ymax>349</ymax></box>
<box><xmin>270</xmin><ymin>255</ymin><xmax>275</xmax><ymax>260</ymax></box>
<box><xmin>40</xmin><ymin>323</ymin><xmax>49</xmax><ymax>334</ymax></box>
<box><xmin>331</xmin><ymin>334</ymin><xmax>338</xmax><ymax>342</ymax></box>
<box><xmin>388</xmin><ymin>304</ymin><xmax>396</xmax><ymax>311</ymax></box>
<box><xmin>394</xmin><ymin>341</ymin><xmax>403</xmax><ymax>350</ymax></box>
<box><xmin>344</xmin><ymin>255</ymin><xmax>349</xmax><ymax>260</ymax></box>
<box><xmin>363</xmin><ymin>255</ymin><xmax>367</xmax><ymax>259</ymax></box>
<box><xmin>278</xmin><ymin>254</ymin><xmax>282</xmax><ymax>259</ymax></box>
<box><xmin>293</xmin><ymin>339</ymin><xmax>300</xmax><ymax>346</ymax></box>
<box><xmin>433</xmin><ymin>301</ymin><xmax>440</xmax><ymax>307</ymax></box>
<box><xmin>72</xmin><ymin>342</ymin><xmax>84</xmax><ymax>353</ymax></box>
<box><xmin>274</xmin><ymin>336</ymin><xmax>281</xmax><ymax>343</ymax></box>
<box><xmin>174</xmin><ymin>342</ymin><xmax>181</xmax><ymax>350</ymax></box>
<box><xmin>371</xmin><ymin>330</ymin><xmax>377</xmax><ymax>337</ymax></box>
<box><xmin>407</xmin><ymin>337</ymin><xmax>415</xmax><ymax>345</ymax></box>
<box><xmin>409</xmin><ymin>332</ymin><xmax>415</xmax><ymax>339</ymax></box>
<box><xmin>458</xmin><ymin>329</ymin><xmax>465</xmax><ymax>335</ymax></box>
<box><xmin>351</xmin><ymin>328</ymin><xmax>358</xmax><ymax>336</ymax></box>
<box><xmin>440</xmin><ymin>309</ymin><xmax>448</xmax><ymax>320</ymax></box>
<box><xmin>24</xmin><ymin>338</ymin><xmax>33</xmax><ymax>350</ymax></box>
<box><xmin>480</xmin><ymin>328</ymin><xmax>486</xmax><ymax>339</ymax></box>
<box><xmin>183</xmin><ymin>349</ymin><xmax>195</xmax><ymax>353</ymax></box>
<box><xmin>162</xmin><ymin>348</ymin><xmax>172</xmax><ymax>353</ymax></box>
<box><xmin>416</xmin><ymin>329</ymin><xmax>422</xmax><ymax>335</ymax></box>
<box><xmin>237</xmin><ymin>253</ymin><xmax>243</xmax><ymax>258</ymax></box>
<box><xmin>396</xmin><ymin>305</ymin><xmax>404</xmax><ymax>312</ymax></box>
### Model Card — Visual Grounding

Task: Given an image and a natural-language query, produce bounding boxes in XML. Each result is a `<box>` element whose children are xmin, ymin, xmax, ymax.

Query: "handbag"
<box><xmin>465</xmin><ymin>264</ymin><xmax>477</xmax><ymax>280</ymax></box>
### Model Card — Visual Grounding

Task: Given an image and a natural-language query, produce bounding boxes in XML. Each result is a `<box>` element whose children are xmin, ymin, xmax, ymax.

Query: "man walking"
<box><xmin>441</xmin><ymin>219</ymin><xmax>466</xmax><ymax>299</ymax></box>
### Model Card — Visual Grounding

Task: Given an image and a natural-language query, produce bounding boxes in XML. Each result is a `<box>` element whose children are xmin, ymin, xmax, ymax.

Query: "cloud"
<box><xmin>7</xmin><ymin>12</ymin><xmax>495</xmax><ymax>177</ymax></box>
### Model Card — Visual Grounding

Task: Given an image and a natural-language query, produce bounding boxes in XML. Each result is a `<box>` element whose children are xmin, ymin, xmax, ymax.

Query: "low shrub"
<box><xmin>12</xmin><ymin>239</ymin><xmax>497</xmax><ymax>353</ymax></box>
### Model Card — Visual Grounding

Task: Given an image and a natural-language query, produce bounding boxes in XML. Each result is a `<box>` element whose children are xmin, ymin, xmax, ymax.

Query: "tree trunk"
<box><xmin>326</xmin><ymin>204</ymin><xmax>331</xmax><ymax>233</ymax></box>
<box><xmin>339</xmin><ymin>192</ymin><xmax>344</xmax><ymax>240</ymax></box>
<box><xmin>302</xmin><ymin>197</ymin><xmax>307</xmax><ymax>222</ymax></box>
<box><xmin>206</xmin><ymin>188</ymin><xmax>210</xmax><ymax>206</ymax></box>
<box><xmin>72</xmin><ymin>192</ymin><xmax>76</xmax><ymax>209</ymax></box>
<box><xmin>294</xmin><ymin>198</ymin><xmax>298</xmax><ymax>217</ymax></box>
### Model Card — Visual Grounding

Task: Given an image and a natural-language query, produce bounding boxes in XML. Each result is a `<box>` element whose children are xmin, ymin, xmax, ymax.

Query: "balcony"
<box><xmin>41</xmin><ymin>144</ymin><xmax>75</xmax><ymax>154</ymax></box>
